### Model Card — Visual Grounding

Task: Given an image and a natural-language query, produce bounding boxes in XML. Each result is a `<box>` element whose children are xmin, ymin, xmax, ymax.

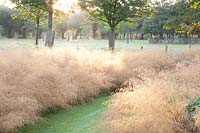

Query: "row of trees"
<box><xmin>9</xmin><ymin>0</ymin><xmax>152</xmax><ymax>49</ymax></box>
<box><xmin>11</xmin><ymin>0</ymin><xmax>55</xmax><ymax>47</ymax></box>
<box><xmin>0</xmin><ymin>0</ymin><xmax>199</xmax><ymax>49</ymax></box>
<box><xmin>0</xmin><ymin>5</ymin><xmax>34</xmax><ymax>38</ymax></box>
<box><xmin>142</xmin><ymin>0</ymin><xmax>200</xmax><ymax>39</ymax></box>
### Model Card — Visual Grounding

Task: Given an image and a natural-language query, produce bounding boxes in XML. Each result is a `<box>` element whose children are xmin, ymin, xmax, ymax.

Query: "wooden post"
<box><xmin>141</xmin><ymin>46</ymin><xmax>143</xmax><ymax>51</ymax></box>
<box><xmin>111</xmin><ymin>47</ymin><xmax>114</xmax><ymax>53</ymax></box>
<box><xmin>189</xmin><ymin>45</ymin><xmax>191</xmax><ymax>49</ymax></box>
<box><xmin>165</xmin><ymin>45</ymin><xmax>168</xmax><ymax>53</ymax></box>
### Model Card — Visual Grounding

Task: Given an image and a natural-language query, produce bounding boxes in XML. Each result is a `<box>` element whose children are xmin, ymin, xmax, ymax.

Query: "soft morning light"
<box><xmin>0</xmin><ymin>0</ymin><xmax>15</xmax><ymax>8</ymax></box>
<box><xmin>0</xmin><ymin>0</ymin><xmax>78</xmax><ymax>11</ymax></box>
<box><xmin>54</xmin><ymin>0</ymin><xmax>78</xmax><ymax>13</ymax></box>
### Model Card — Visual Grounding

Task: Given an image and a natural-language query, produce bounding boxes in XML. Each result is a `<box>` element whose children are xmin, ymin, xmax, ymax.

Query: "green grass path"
<box><xmin>18</xmin><ymin>96</ymin><xmax>109</xmax><ymax>133</ymax></box>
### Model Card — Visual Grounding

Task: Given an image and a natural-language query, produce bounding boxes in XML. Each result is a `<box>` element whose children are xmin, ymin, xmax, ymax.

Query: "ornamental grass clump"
<box><xmin>0</xmin><ymin>48</ymin><xmax>123</xmax><ymax>132</ymax></box>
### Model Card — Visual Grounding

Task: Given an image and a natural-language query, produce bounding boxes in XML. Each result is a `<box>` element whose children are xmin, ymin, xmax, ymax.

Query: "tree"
<box><xmin>79</xmin><ymin>0</ymin><xmax>151</xmax><ymax>50</ymax></box>
<box><xmin>55</xmin><ymin>12</ymin><xmax>88</xmax><ymax>40</ymax></box>
<box><xmin>11</xmin><ymin>1</ymin><xmax>47</xmax><ymax>45</ymax></box>
<box><xmin>98</xmin><ymin>20</ymin><xmax>110</xmax><ymax>39</ymax></box>
<box><xmin>164</xmin><ymin>0</ymin><xmax>189</xmax><ymax>37</ymax></box>
<box><xmin>11</xmin><ymin>0</ymin><xmax>56</xmax><ymax>47</ymax></box>
<box><xmin>67</xmin><ymin>12</ymin><xmax>87</xmax><ymax>39</ymax></box>
<box><xmin>142</xmin><ymin>0</ymin><xmax>175</xmax><ymax>39</ymax></box>
<box><xmin>0</xmin><ymin>5</ymin><xmax>15</xmax><ymax>38</ymax></box>
<box><xmin>118</xmin><ymin>21</ymin><xmax>137</xmax><ymax>42</ymax></box>
<box><xmin>190</xmin><ymin>0</ymin><xmax>200</xmax><ymax>9</ymax></box>
<box><xmin>54</xmin><ymin>10</ymin><xmax>69</xmax><ymax>39</ymax></box>
<box><xmin>189</xmin><ymin>0</ymin><xmax>200</xmax><ymax>36</ymax></box>
<box><xmin>163</xmin><ymin>0</ymin><xmax>200</xmax><ymax>38</ymax></box>
<box><xmin>82</xmin><ymin>16</ymin><xmax>99</xmax><ymax>39</ymax></box>
<box><xmin>92</xmin><ymin>22</ymin><xmax>98</xmax><ymax>39</ymax></box>
<box><xmin>0</xmin><ymin>5</ymin><xmax>23</xmax><ymax>38</ymax></box>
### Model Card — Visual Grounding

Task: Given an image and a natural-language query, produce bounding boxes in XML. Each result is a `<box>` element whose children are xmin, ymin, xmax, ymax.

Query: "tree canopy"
<box><xmin>79</xmin><ymin>0</ymin><xmax>152</xmax><ymax>50</ymax></box>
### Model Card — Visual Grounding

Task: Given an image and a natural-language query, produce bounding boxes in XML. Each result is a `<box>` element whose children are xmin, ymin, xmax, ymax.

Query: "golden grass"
<box><xmin>194</xmin><ymin>111</ymin><xmax>200</xmax><ymax>132</ymax></box>
<box><xmin>0</xmin><ymin>48</ymin><xmax>125</xmax><ymax>132</ymax></box>
<box><xmin>103</xmin><ymin>49</ymin><xmax>200</xmax><ymax>133</ymax></box>
<box><xmin>1</xmin><ymin>47</ymin><xmax>200</xmax><ymax>132</ymax></box>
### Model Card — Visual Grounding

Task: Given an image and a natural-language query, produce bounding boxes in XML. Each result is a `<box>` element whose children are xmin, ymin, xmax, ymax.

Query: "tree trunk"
<box><xmin>93</xmin><ymin>29</ymin><xmax>96</xmax><ymax>39</ymax></box>
<box><xmin>87</xmin><ymin>29</ymin><xmax>89</xmax><ymax>39</ymax></box>
<box><xmin>35</xmin><ymin>16</ymin><xmax>40</xmax><ymax>46</ymax></box>
<box><xmin>123</xmin><ymin>33</ymin><xmax>126</xmax><ymax>40</ymax></box>
<box><xmin>67</xmin><ymin>33</ymin><xmax>70</xmax><ymax>41</ymax></box>
<box><xmin>119</xmin><ymin>33</ymin><xmax>121</xmax><ymax>40</ymax></box>
<box><xmin>130</xmin><ymin>33</ymin><xmax>133</xmax><ymax>41</ymax></box>
<box><xmin>61</xmin><ymin>29</ymin><xmax>65</xmax><ymax>39</ymax></box>
<box><xmin>61</xmin><ymin>24</ymin><xmax>67</xmax><ymax>39</ymax></box>
<box><xmin>126</xmin><ymin>34</ymin><xmax>129</xmax><ymax>44</ymax></box>
<box><xmin>101</xmin><ymin>32</ymin><xmax>105</xmax><ymax>39</ymax></box>
<box><xmin>7</xmin><ymin>27</ymin><xmax>14</xmax><ymax>38</ymax></box>
<box><xmin>73</xmin><ymin>28</ymin><xmax>81</xmax><ymax>40</ymax></box>
<box><xmin>109</xmin><ymin>28</ymin><xmax>115</xmax><ymax>50</ymax></box>
<box><xmin>141</xmin><ymin>33</ymin><xmax>144</xmax><ymax>40</ymax></box>
<box><xmin>45</xmin><ymin>0</ymin><xmax>54</xmax><ymax>47</ymax></box>
<box><xmin>92</xmin><ymin>23</ymin><xmax>98</xmax><ymax>39</ymax></box>
<box><xmin>80</xmin><ymin>30</ymin><xmax>82</xmax><ymax>39</ymax></box>
<box><xmin>22</xmin><ymin>27</ymin><xmax>27</xmax><ymax>39</ymax></box>
<box><xmin>159</xmin><ymin>33</ymin><xmax>163</xmax><ymax>39</ymax></box>
<box><xmin>150</xmin><ymin>33</ymin><xmax>153</xmax><ymax>38</ymax></box>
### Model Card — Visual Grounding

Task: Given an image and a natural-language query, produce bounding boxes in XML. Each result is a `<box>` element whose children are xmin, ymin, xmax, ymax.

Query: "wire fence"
<box><xmin>149</xmin><ymin>38</ymin><xmax>200</xmax><ymax>44</ymax></box>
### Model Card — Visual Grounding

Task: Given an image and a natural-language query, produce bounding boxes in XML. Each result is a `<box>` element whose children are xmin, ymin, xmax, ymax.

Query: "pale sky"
<box><xmin>0</xmin><ymin>0</ymin><xmax>78</xmax><ymax>10</ymax></box>
<box><xmin>54</xmin><ymin>0</ymin><xmax>78</xmax><ymax>13</ymax></box>
<box><xmin>0</xmin><ymin>0</ymin><xmax>15</xmax><ymax>8</ymax></box>
<box><xmin>0</xmin><ymin>0</ymin><xmax>176</xmax><ymax>10</ymax></box>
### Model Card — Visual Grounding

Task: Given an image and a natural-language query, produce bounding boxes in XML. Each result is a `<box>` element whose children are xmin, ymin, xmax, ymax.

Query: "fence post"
<box><xmin>189</xmin><ymin>45</ymin><xmax>191</xmax><ymax>49</ymax></box>
<box><xmin>141</xmin><ymin>46</ymin><xmax>143</xmax><ymax>51</ymax></box>
<box><xmin>165</xmin><ymin>45</ymin><xmax>168</xmax><ymax>53</ymax></box>
<box><xmin>111</xmin><ymin>47</ymin><xmax>114</xmax><ymax>53</ymax></box>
